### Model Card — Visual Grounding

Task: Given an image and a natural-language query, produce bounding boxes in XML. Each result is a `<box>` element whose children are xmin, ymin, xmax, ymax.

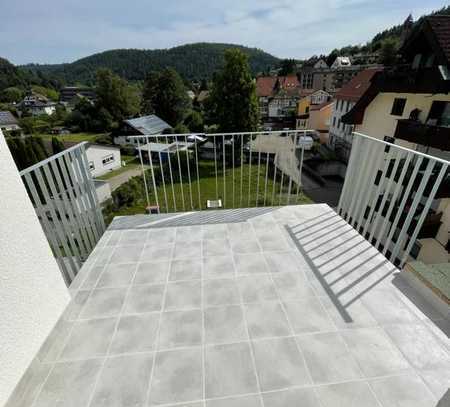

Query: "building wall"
<box><xmin>86</xmin><ymin>145</ymin><xmax>121</xmax><ymax>177</ymax></box>
<box><xmin>0</xmin><ymin>130</ymin><xmax>70</xmax><ymax>405</ymax></box>
<box><xmin>328</xmin><ymin>99</ymin><xmax>356</xmax><ymax>160</ymax></box>
<box><xmin>309</xmin><ymin>103</ymin><xmax>334</xmax><ymax>135</ymax></box>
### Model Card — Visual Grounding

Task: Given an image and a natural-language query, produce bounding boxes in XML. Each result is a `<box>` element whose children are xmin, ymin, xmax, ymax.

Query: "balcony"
<box><xmin>394</xmin><ymin>119</ymin><xmax>450</xmax><ymax>151</ymax></box>
<box><xmin>4</xmin><ymin>131</ymin><xmax>450</xmax><ymax>407</ymax></box>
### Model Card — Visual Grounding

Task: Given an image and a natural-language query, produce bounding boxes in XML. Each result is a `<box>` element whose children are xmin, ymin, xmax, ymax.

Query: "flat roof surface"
<box><xmin>14</xmin><ymin>205</ymin><xmax>450</xmax><ymax>407</ymax></box>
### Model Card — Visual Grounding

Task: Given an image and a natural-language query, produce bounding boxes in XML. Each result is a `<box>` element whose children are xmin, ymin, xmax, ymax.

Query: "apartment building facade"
<box><xmin>342</xmin><ymin>15</ymin><xmax>450</xmax><ymax>264</ymax></box>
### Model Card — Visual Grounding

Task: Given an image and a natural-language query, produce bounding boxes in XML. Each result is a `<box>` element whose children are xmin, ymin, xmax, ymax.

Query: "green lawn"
<box><xmin>97</xmin><ymin>157</ymin><xmax>142</xmax><ymax>180</ymax></box>
<box><xmin>38</xmin><ymin>133</ymin><xmax>104</xmax><ymax>143</ymax></box>
<box><xmin>105</xmin><ymin>160</ymin><xmax>312</xmax><ymax>221</ymax></box>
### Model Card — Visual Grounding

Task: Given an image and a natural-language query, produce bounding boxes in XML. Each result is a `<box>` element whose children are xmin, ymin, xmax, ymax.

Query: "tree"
<box><xmin>51</xmin><ymin>137</ymin><xmax>65</xmax><ymax>154</ymax></box>
<box><xmin>0</xmin><ymin>87</ymin><xmax>23</xmax><ymax>103</ymax></box>
<box><xmin>141</xmin><ymin>68</ymin><xmax>190</xmax><ymax>126</ymax></box>
<box><xmin>95</xmin><ymin>68</ymin><xmax>140</xmax><ymax>126</ymax></box>
<box><xmin>379</xmin><ymin>38</ymin><xmax>399</xmax><ymax>66</ymax></box>
<box><xmin>184</xmin><ymin>110</ymin><xmax>204</xmax><ymax>133</ymax></box>
<box><xmin>208</xmin><ymin>48</ymin><xmax>258</xmax><ymax>133</ymax></box>
<box><xmin>279</xmin><ymin>59</ymin><xmax>297</xmax><ymax>75</ymax></box>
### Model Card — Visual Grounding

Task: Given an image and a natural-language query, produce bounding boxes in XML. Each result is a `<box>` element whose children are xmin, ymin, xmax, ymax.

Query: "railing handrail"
<box><xmin>353</xmin><ymin>132</ymin><xmax>450</xmax><ymax>166</ymax></box>
<box><xmin>126</xmin><ymin>129</ymin><xmax>317</xmax><ymax>139</ymax></box>
<box><xmin>19</xmin><ymin>141</ymin><xmax>89</xmax><ymax>176</ymax></box>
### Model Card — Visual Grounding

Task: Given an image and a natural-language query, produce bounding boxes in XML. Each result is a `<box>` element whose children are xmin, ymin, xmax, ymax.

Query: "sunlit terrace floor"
<box><xmin>10</xmin><ymin>204</ymin><xmax>450</xmax><ymax>407</ymax></box>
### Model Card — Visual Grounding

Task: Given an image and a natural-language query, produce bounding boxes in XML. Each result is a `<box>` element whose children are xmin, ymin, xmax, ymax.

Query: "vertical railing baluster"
<box><xmin>263</xmin><ymin>151</ymin><xmax>269</xmax><ymax>206</ymax></box>
<box><xmin>185</xmin><ymin>135</ymin><xmax>194</xmax><ymax>211</ymax></box>
<box><xmin>214</xmin><ymin>137</ymin><xmax>218</xmax><ymax>200</ymax></box>
<box><xmin>223</xmin><ymin>135</ymin><xmax>226</xmax><ymax>207</ymax></box>
<box><xmin>232</xmin><ymin>134</ymin><xmax>235</xmax><ymax>208</ymax></box>
<box><xmin>165</xmin><ymin>136</ymin><xmax>177</xmax><ymax>212</ymax></box>
<box><xmin>255</xmin><ymin>139</ymin><xmax>262</xmax><ymax>207</ymax></box>
<box><xmin>156</xmin><ymin>136</ymin><xmax>169</xmax><ymax>213</ymax></box>
<box><xmin>247</xmin><ymin>134</ymin><xmax>253</xmax><ymax>207</ymax></box>
<box><xmin>176</xmin><ymin>136</ymin><xmax>185</xmax><ymax>212</ymax></box>
<box><xmin>137</xmin><ymin>136</ymin><xmax>150</xmax><ymax>209</ymax></box>
<box><xmin>146</xmin><ymin>135</ymin><xmax>160</xmax><ymax>212</ymax></box>
<box><xmin>240</xmin><ymin>135</ymin><xmax>244</xmax><ymax>208</ymax></box>
<box><xmin>194</xmin><ymin>136</ymin><xmax>202</xmax><ymax>209</ymax></box>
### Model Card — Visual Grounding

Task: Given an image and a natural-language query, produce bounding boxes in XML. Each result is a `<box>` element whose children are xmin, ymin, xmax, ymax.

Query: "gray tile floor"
<box><xmin>8</xmin><ymin>205</ymin><xmax>450</xmax><ymax>407</ymax></box>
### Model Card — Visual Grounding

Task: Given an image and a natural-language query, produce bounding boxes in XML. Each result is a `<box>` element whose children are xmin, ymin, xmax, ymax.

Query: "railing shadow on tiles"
<box><xmin>130</xmin><ymin>130</ymin><xmax>315</xmax><ymax>214</ymax></box>
<box><xmin>20</xmin><ymin>142</ymin><xmax>105</xmax><ymax>285</ymax></box>
<box><xmin>337</xmin><ymin>132</ymin><xmax>449</xmax><ymax>268</ymax></box>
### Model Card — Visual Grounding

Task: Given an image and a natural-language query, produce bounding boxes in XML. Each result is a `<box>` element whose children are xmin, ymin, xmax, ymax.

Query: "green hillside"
<box><xmin>21</xmin><ymin>43</ymin><xmax>280</xmax><ymax>85</ymax></box>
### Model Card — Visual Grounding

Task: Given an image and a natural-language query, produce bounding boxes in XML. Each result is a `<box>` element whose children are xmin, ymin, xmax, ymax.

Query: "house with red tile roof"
<box><xmin>256</xmin><ymin>75</ymin><xmax>301</xmax><ymax>127</ymax></box>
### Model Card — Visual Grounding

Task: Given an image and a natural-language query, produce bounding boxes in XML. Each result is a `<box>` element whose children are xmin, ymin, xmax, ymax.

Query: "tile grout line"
<box><xmin>250</xmin><ymin>220</ymin><xmax>320</xmax><ymax>404</ymax></box>
<box><xmin>84</xmin><ymin>229</ymin><xmax>142</xmax><ymax>407</ymax></box>
<box><xmin>230</xmin><ymin>220</ymin><xmax>266</xmax><ymax>407</ymax></box>
<box><xmin>144</xmin><ymin>227</ymin><xmax>177</xmax><ymax>406</ymax></box>
<box><xmin>200</xmin><ymin>225</ymin><xmax>206</xmax><ymax>405</ymax></box>
<box><xmin>28</xmin><ymin>229</ymin><xmax>123</xmax><ymax>407</ymax></box>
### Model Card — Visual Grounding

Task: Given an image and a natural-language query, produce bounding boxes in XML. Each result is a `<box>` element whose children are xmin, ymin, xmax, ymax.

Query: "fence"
<box><xmin>20</xmin><ymin>142</ymin><xmax>105</xmax><ymax>285</ymax></box>
<box><xmin>338</xmin><ymin>132</ymin><xmax>449</xmax><ymax>267</ymax></box>
<box><xmin>131</xmin><ymin>130</ymin><xmax>316</xmax><ymax>213</ymax></box>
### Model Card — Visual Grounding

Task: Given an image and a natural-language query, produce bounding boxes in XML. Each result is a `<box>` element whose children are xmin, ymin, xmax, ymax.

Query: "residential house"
<box><xmin>85</xmin><ymin>144</ymin><xmax>121</xmax><ymax>178</ymax></box>
<box><xmin>331</xmin><ymin>56</ymin><xmax>352</xmax><ymax>68</ymax></box>
<box><xmin>137</xmin><ymin>141</ymin><xmax>192</xmax><ymax>163</ymax></box>
<box><xmin>328</xmin><ymin>68</ymin><xmax>381</xmax><ymax>161</ymax></box>
<box><xmin>296</xmin><ymin>90</ymin><xmax>333</xmax><ymax>141</ymax></box>
<box><xmin>20</xmin><ymin>92</ymin><xmax>57</xmax><ymax>116</ymax></box>
<box><xmin>342</xmin><ymin>14</ymin><xmax>450</xmax><ymax>264</ymax></box>
<box><xmin>59</xmin><ymin>86</ymin><xmax>96</xmax><ymax>104</ymax></box>
<box><xmin>0</xmin><ymin>111</ymin><xmax>21</xmax><ymax>133</ymax></box>
<box><xmin>113</xmin><ymin>114</ymin><xmax>172</xmax><ymax>147</ymax></box>
<box><xmin>256</xmin><ymin>75</ymin><xmax>301</xmax><ymax>128</ymax></box>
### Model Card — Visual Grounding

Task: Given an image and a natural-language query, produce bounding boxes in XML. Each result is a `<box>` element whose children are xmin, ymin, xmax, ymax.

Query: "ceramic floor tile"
<box><xmin>169</xmin><ymin>259</ymin><xmax>202</xmax><ymax>281</ymax></box>
<box><xmin>234</xmin><ymin>254</ymin><xmax>269</xmax><ymax>275</ymax></box>
<box><xmin>203</xmin><ymin>256</ymin><xmax>235</xmax><ymax>279</ymax></box>
<box><xmin>204</xmin><ymin>305</ymin><xmax>247</xmax><ymax>345</ymax></box>
<box><xmin>123</xmin><ymin>284</ymin><xmax>165</xmax><ymax>314</ymax></box>
<box><xmin>173</xmin><ymin>241</ymin><xmax>202</xmax><ymax>259</ymax></box>
<box><xmin>149</xmin><ymin>348</ymin><xmax>203</xmax><ymax>405</ymax></box>
<box><xmin>203</xmin><ymin>239</ymin><xmax>231</xmax><ymax>257</ymax></box>
<box><xmin>252</xmin><ymin>337</ymin><xmax>311</xmax><ymax>391</ymax></box>
<box><xmin>80</xmin><ymin>288</ymin><xmax>127</xmax><ymax>319</ymax></box>
<box><xmin>384</xmin><ymin>323</ymin><xmax>450</xmax><ymax>370</ymax></box>
<box><xmin>206</xmin><ymin>395</ymin><xmax>262</xmax><ymax>407</ymax></box>
<box><xmin>133</xmin><ymin>261</ymin><xmax>170</xmax><ymax>285</ymax></box>
<box><xmin>164</xmin><ymin>280</ymin><xmax>202</xmax><ymax>310</ymax></box>
<box><xmin>237</xmin><ymin>275</ymin><xmax>278</xmax><ymax>303</ymax></box>
<box><xmin>140</xmin><ymin>244</ymin><xmax>173</xmax><ymax>263</ymax></box>
<box><xmin>96</xmin><ymin>263</ymin><xmax>137</xmax><ymax>288</ymax></box>
<box><xmin>341</xmin><ymin>327</ymin><xmax>410</xmax><ymax>377</ymax></box>
<box><xmin>109</xmin><ymin>245</ymin><xmax>144</xmax><ymax>264</ymax></box>
<box><xmin>262</xmin><ymin>387</ymin><xmax>319</xmax><ymax>407</ymax></box>
<box><xmin>60</xmin><ymin>318</ymin><xmax>116</xmax><ymax>360</ymax></box>
<box><xmin>159</xmin><ymin>310</ymin><xmax>202</xmax><ymax>349</ymax></box>
<box><xmin>205</xmin><ymin>342</ymin><xmax>258</xmax><ymax>398</ymax></box>
<box><xmin>204</xmin><ymin>278</ymin><xmax>240</xmax><ymax>307</ymax></box>
<box><xmin>34</xmin><ymin>359</ymin><xmax>102</xmax><ymax>407</ymax></box>
<box><xmin>90</xmin><ymin>354</ymin><xmax>154</xmax><ymax>407</ymax></box>
<box><xmin>272</xmin><ymin>272</ymin><xmax>316</xmax><ymax>300</ymax></box>
<box><xmin>264</xmin><ymin>251</ymin><xmax>303</xmax><ymax>274</ymax></box>
<box><xmin>314</xmin><ymin>381</ymin><xmax>381</xmax><ymax>407</ymax></box>
<box><xmin>110</xmin><ymin>313</ymin><xmax>159</xmax><ymax>354</ymax></box>
<box><xmin>297</xmin><ymin>332</ymin><xmax>363</xmax><ymax>384</ymax></box>
<box><xmin>283</xmin><ymin>298</ymin><xmax>336</xmax><ymax>334</ymax></box>
<box><xmin>245</xmin><ymin>302</ymin><xmax>291</xmax><ymax>339</ymax></box>
<box><xmin>370</xmin><ymin>374</ymin><xmax>437</xmax><ymax>407</ymax></box>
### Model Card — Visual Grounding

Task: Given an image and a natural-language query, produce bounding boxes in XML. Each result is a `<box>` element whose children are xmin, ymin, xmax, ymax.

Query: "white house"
<box><xmin>85</xmin><ymin>144</ymin><xmax>121</xmax><ymax>178</ymax></box>
<box><xmin>28</xmin><ymin>101</ymin><xmax>57</xmax><ymax>116</ymax></box>
<box><xmin>331</xmin><ymin>56</ymin><xmax>352</xmax><ymax>68</ymax></box>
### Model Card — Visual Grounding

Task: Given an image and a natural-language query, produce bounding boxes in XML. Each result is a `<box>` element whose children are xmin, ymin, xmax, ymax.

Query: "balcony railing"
<box><xmin>19</xmin><ymin>142</ymin><xmax>105</xmax><ymax>285</ymax></box>
<box><xmin>131</xmin><ymin>130</ymin><xmax>316</xmax><ymax>213</ymax></box>
<box><xmin>338</xmin><ymin>132</ymin><xmax>449</xmax><ymax>267</ymax></box>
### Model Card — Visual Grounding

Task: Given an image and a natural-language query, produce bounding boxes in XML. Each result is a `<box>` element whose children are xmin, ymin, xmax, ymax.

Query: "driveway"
<box><xmin>107</xmin><ymin>167</ymin><xmax>147</xmax><ymax>191</ymax></box>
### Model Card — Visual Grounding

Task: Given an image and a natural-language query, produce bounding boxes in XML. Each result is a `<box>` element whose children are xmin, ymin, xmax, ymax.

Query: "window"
<box><xmin>102</xmin><ymin>154</ymin><xmax>115</xmax><ymax>166</ymax></box>
<box><xmin>89</xmin><ymin>161</ymin><xmax>95</xmax><ymax>171</ymax></box>
<box><xmin>427</xmin><ymin>101</ymin><xmax>450</xmax><ymax>127</ymax></box>
<box><xmin>390</xmin><ymin>98</ymin><xmax>406</xmax><ymax>116</ymax></box>
<box><xmin>333</xmin><ymin>117</ymin><xmax>336</xmax><ymax>127</ymax></box>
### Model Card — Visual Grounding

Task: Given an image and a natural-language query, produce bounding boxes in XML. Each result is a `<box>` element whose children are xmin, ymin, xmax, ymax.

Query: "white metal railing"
<box><xmin>131</xmin><ymin>130</ymin><xmax>316</xmax><ymax>213</ymax></box>
<box><xmin>338</xmin><ymin>132</ymin><xmax>449</xmax><ymax>268</ymax></box>
<box><xmin>20</xmin><ymin>142</ymin><xmax>105</xmax><ymax>285</ymax></box>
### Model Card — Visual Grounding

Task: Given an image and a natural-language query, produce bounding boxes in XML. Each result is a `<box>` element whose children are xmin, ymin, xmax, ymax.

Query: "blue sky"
<box><xmin>0</xmin><ymin>0</ymin><xmax>447</xmax><ymax>65</ymax></box>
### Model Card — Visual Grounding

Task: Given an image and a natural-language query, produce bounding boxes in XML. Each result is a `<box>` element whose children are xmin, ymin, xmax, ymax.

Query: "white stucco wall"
<box><xmin>86</xmin><ymin>145</ymin><xmax>121</xmax><ymax>177</ymax></box>
<box><xmin>0</xmin><ymin>130</ymin><xmax>70</xmax><ymax>406</ymax></box>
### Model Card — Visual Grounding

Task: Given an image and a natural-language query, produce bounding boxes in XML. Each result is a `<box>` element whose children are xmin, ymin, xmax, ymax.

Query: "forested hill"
<box><xmin>21</xmin><ymin>43</ymin><xmax>280</xmax><ymax>85</ymax></box>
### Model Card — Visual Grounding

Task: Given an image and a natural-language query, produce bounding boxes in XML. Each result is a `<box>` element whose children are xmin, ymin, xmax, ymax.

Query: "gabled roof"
<box><xmin>124</xmin><ymin>115</ymin><xmax>172</xmax><ymax>135</ymax></box>
<box><xmin>335</xmin><ymin>68</ymin><xmax>382</xmax><ymax>102</ymax></box>
<box><xmin>0</xmin><ymin>111</ymin><xmax>18</xmax><ymax>125</ymax></box>
<box><xmin>256</xmin><ymin>75</ymin><xmax>300</xmax><ymax>98</ymax></box>
<box><xmin>426</xmin><ymin>15</ymin><xmax>450</xmax><ymax>64</ymax></box>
